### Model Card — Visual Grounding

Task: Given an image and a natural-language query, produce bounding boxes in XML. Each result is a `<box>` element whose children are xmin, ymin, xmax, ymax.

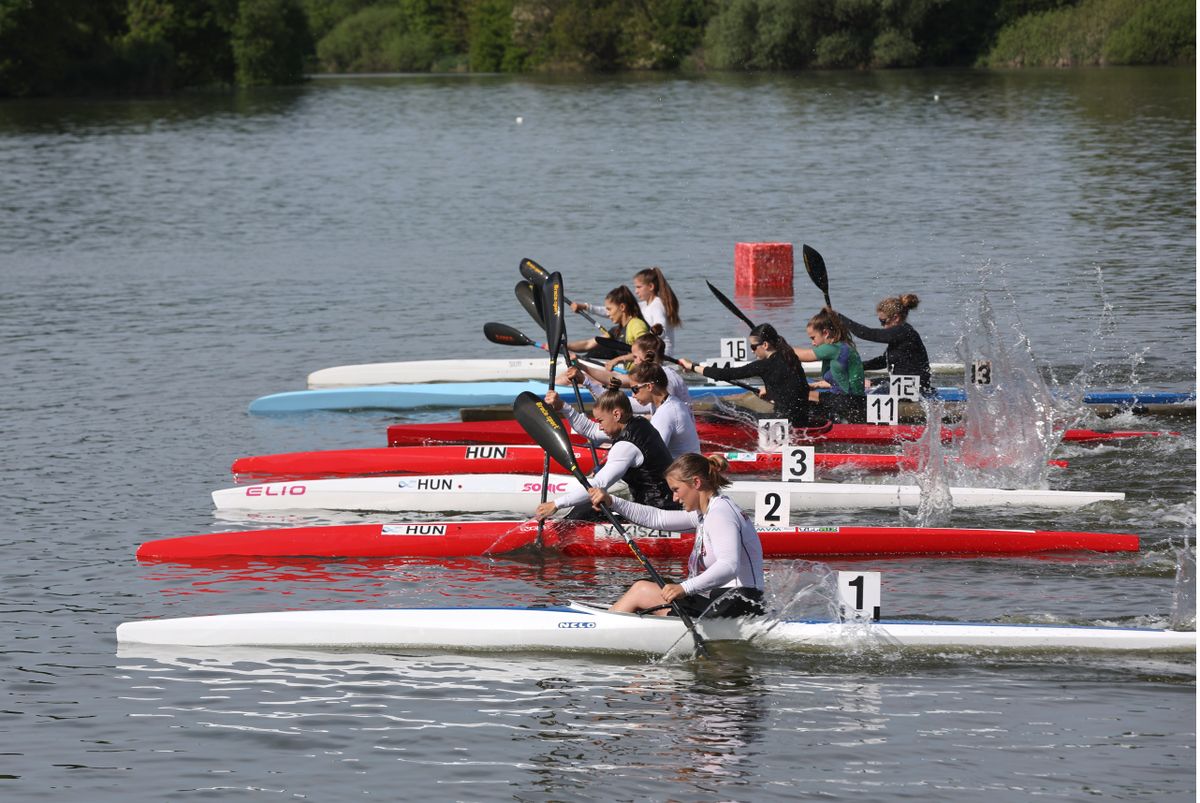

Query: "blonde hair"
<box><xmin>593</xmin><ymin>389</ymin><xmax>632</xmax><ymax>418</ymax></box>
<box><xmin>667</xmin><ymin>453</ymin><xmax>732</xmax><ymax>491</ymax></box>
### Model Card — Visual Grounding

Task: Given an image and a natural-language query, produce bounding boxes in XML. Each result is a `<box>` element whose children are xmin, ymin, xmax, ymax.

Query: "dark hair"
<box><xmin>808</xmin><ymin>308</ymin><xmax>854</xmax><ymax>346</ymax></box>
<box><xmin>628</xmin><ymin>361</ymin><xmax>668</xmax><ymax>389</ymax></box>
<box><xmin>667</xmin><ymin>453</ymin><xmax>732</xmax><ymax>491</ymax></box>
<box><xmin>631</xmin><ymin>332</ymin><xmax>665</xmax><ymax>360</ymax></box>
<box><xmin>593</xmin><ymin>388</ymin><xmax>632</xmax><ymax>419</ymax></box>
<box><xmin>605</xmin><ymin>286</ymin><xmax>644</xmax><ymax>324</ymax></box>
<box><xmin>877</xmin><ymin>294</ymin><xmax>920</xmax><ymax>322</ymax></box>
<box><xmin>634</xmin><ymin>267</ymin><xmax>681</xmax><ymax>327</ymax></box>
<box><xmin>750</xmin><ymin>322</ymin><xmax>808</xmax><ymax>379</ymax></box>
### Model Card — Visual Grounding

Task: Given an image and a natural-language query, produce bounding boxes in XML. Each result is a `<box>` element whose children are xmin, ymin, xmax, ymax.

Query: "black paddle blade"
<box><xmin>543</xmin><ymin>272</ymin><xmax>567</xmax><ymax>361</ymax></box>
<box><xmin>705</xmin><ymin>280</ymin><xmax>756</xmax><ymax>330</ymax></box>
<box><xmin>802</xmin><ymin>244</ymin><xmax>832</xmax><ymax>307</ymax></box>
<box><xmin>515</xmin><ymin>281</ymin><xmax>545</xmax><ymax>328</ymax></box>
<box><xmin>519</xmin><ymin>257</ymin><xmax>550</xmax><ymax>287</ymax></box>
<box><xmin>483</xmin><ymin>322</ymin><xmax>533</xmax><ymax>347</ymax></box>
<box><xmin>594</xmin><ymin>335</ymin><xmax>632</xmax><ymax>355</ymax></box>
<box><xmin>513</xmin><ymin>391</ymin><xmax>587</xmax><ymax>484</ymax></box>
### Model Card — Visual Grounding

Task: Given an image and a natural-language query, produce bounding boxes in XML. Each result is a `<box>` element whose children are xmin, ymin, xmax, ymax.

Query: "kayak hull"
<box><xmin>116</xmin><ymin>601</ymin><xmax>1195</xmax><ymax>653</ymax></box>
<box><xmin>210</xmin><ymin>474</ymin><xmax>1123</xmax><ymax>514</ymax></box>
<box><xmin>229</xmin><ymin>445</ymin><xmax>950</xmax><ymax>481</ymax></box>
<box><xmin>136</xmin><ymin>520</ymin><xmax>1139</xmax><ymax>561</ymax></box>
<box><xmin>248</xmin><ymin>381</ymin><xmax>746</xmax><ymax>413</ymax></box>
<box><xmin>385</xmin><ymin>419</ymin><xmax>1177</xmax><ymax>448</ymax></box>
<box><xmin>306</xmin><ymin>358</ymin><xmax>966</xmax><ymax>387</ymax></box>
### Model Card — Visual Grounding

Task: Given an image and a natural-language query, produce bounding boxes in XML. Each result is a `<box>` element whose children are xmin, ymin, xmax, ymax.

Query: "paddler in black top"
<box><xmin>534</xmin><ymin>388</ymin><xmax>679</xmax><ymax>522</ymax></box>
<box><xmin>676</xmin><ymin>323</ymin><xmax>818</xmax><ymax>429</ymax></box>
<box><xmin>838</xmin><ymin>293</ymin><xmax>932</xmax><ymax>394</ymax></box>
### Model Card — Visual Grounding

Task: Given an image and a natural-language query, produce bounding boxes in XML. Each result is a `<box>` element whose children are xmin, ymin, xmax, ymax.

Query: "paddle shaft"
<box><xmin>594</xmin><ymin>336</ymin><xmax>758</xmax><ymax>394</ymax></box>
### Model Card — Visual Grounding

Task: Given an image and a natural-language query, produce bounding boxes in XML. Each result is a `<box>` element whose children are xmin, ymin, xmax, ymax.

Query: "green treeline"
<box><xmin>0</xmin><ymin>0</ymin><xmax>1193</xmax><ymax>97</ymax></box>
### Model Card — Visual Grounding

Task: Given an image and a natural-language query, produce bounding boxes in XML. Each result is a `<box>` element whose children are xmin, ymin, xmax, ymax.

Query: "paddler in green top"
<box><xmin>793</xmin><ymin>308</ymin><xmax>866</xmax><ymax>423</ymax></box>
<box><xmin>566</xmin><ymin>285</ymin><xmax>649</xmax><ymax>357</ymax></box>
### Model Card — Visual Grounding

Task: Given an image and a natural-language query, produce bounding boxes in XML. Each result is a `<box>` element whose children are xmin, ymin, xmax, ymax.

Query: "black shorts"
<box><xmin>647</xmin><ymin>584</ymin><xmax>765</xmax><ymax>619</ymax></box>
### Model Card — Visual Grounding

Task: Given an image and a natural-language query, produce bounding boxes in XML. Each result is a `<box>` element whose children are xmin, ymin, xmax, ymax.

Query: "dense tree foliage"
<box><xmin>0</xmin><ymin>0</ymin><xmax>1192</xmax><ymax>96</ymax></box>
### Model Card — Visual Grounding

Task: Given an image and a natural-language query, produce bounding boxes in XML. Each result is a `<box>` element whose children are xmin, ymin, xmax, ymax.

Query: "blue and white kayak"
<box><xmin>307</xmin><ymin>358</ymin><xmax>966</xmax><ymax>388</ymax></box>
<box><xmin>249</xmin><ymin>380</ymin><xmax>749</xmax><ymax>413</ymax></box>
<box><xmin>930</xmin><ymin>388</ymin><xmax>1195</xmax><ymax>407</ymax></box>
<box><xmin>115</xmin><ymin>600</ymin><xmax>1195</xmax><ymax>654</ymax></box>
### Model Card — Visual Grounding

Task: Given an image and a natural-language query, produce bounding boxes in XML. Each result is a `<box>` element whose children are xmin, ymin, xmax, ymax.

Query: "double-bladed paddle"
<box><xmin>482</xmin><ymin>322</ymin><xmax>603</xmax><ymax>369</ymax></box>
<box><xmin>802</xmin><ymin>244</ymin><xmax>832</xmax><ymax>309</ymax></box>
<box><xmin>520</xmin><ymin>257</ymin><xmax>608</xmax><ymax>335</ymax></box>
<box><xmin>593</xmin><ymin>336</ymin><xmax>758</xmax><ymax>394</ymax></box>
<box><xmin>705</xmin><ymin>280</ymin><xmax>756</xmax><ymax>330</ymax></box>
<box><xmin>512</xmin><ymin>391</ymin><xmax>709</xmax><ymax>658</ymax></box>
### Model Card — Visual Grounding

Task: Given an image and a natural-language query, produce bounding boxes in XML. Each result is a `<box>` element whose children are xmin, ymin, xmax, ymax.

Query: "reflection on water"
<box><xmin>112</xmin><ymin>646</ymin><xmax>1194</xmax><ymax>799</ymax></box>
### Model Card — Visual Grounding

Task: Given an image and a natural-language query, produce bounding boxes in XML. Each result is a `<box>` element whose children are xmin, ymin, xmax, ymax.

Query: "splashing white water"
<box><xmin>947</xmin><ymin>281</ymin><xmax>1082</xmax><ymax>490</ymax></box>
<box><xmin>1169</xmin><ymin>547</ymin><xmax>1196</xmax><ymax>630</ymax></box>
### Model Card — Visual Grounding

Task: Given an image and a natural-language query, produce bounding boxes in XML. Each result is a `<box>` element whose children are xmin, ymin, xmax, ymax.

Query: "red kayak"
<box><xmin>137</xmin><ymin>520</ymin><xmax>1138</xmax><ymax>561</ymax></box>
<box><xmin>230</xmin><ymin>445</ymin><xmax>1019</xmax><ymax>481</ymax></box>
<box><xmin>386</xmin><ymin>419</ymin><xmax>1175</xmax><ymax>449</ymax></box>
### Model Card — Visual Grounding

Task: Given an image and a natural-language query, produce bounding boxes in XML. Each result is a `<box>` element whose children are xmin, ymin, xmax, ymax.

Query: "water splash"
<box><xmin>762</xmin><ymin>560</ymin><xmax>839</xmax><ymax>620</ymax></box>
<box><xmin>948</xmin><ymin>282</ymin><xmax>1081</xmax><ymax>490</ymax></box>
<box><xmin>900</xmin><ymin>397</ymin><xmax>954</xmax><ymax>527</ymax></box>
<box><xmin>1169</xmin><ymin>546</ymin><xmax>1196</xmax><ymax>630</ymax></box>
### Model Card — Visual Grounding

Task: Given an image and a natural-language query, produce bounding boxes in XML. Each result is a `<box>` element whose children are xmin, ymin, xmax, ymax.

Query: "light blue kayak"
<box><xmin>930</xmin><ymin>388</ymin><xmax>1195</xmax><ymax>406</ymax></box>
<box><xmin>249</xmin><ymin>381</ymin><xmax>750</xmax><ymax>413</ymax></box>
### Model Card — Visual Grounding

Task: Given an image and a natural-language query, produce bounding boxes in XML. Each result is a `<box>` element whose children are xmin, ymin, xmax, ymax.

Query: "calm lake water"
<box><xmin>0</xmin><ymin>68</ymin><xmax>1194</xmax><ymax>800</ymax></box>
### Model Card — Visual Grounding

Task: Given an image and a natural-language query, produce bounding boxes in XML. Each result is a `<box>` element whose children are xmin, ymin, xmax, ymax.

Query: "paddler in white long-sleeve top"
<box><xmin>533</xmin><ymin>389</ymin><xmax>679</xmax><ymax>522</ymax></box>
<box><xmin>625</xmin><ymin>361</ymin><xmax>701</xmax><ymax>459</ymax></box>
<box><xmin>588</xmin><ymin>453</ymin><xmax>766</xmax><ymax>619</ymax></box>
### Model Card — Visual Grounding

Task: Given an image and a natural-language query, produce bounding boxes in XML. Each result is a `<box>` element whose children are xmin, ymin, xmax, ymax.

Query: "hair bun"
<box><xmin>900</xmin><ymin>293</ymin><xmax>920</xmax><ymax>310</ymax></box>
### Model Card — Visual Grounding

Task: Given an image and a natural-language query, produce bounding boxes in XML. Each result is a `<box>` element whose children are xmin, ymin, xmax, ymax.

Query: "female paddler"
<box><xmin>533</xmin><ymin>388</ymin><xmax>679</xmax><ymax>521</ymax></box>
<box><xmin>793</xmin><ymin>308</ymin><xmax>866</xmax><ymax>423</ymax></box>
<box><xmin>572</xmin><ymin>267</ymin><xmax>682</xmax><ymax>355</ymax></box>
<box><xmin>839</xmin><ymin>293</ymin><xmax>932</xmax><ymax>394</ymax></box>
<box><xmin>564</xmin><ymin>332</ymin><xmax>693</xmax><ymax>413</ymax></box>
<box><xmin>676</xmin><ymin>323</ymin><xmax>818</xmax><ymax>429</ymax></box>
<box><xmin>588</xmin><ymin>453</ymin><xmax>765</xmax><ymax>619</ymax></box>
<box><xmin>625</xmin><ymin>362</ymin><xmax>700</xmax><ymax>458</ymax></box>
<box><xmin>566</xmin><ymin>285</ymin><xmax>649</xmax><ymax>357</ymax></box>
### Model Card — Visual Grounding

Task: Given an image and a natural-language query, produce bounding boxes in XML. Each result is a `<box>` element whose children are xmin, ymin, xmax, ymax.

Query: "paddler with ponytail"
<box><xmin>588</xmin><ymin>453</ymin><xmax>765</xmax><ymax>619</ymax></box>
<box><xmin>561</xmin><ymin>332</ymin><xmax>693</xmax><ymax>413</ymax></box>
<box><xmin>793</xmin><ymin>308</ymin><xmax>866</xmax><ymax>423</ymax></box>
<box><xmin>839</xmin><ymin>293</ymin><xmax>932</xmax><ymax>394</ymax></box>
<box><xmin>566</xmin><ymin>285</ymin><xmax>649</xmax><ymax>357</ymax></box>
<box><xmin>533</xmin><ymin>388</ymin><xmax>679</xmax><ymax>522</ymax></box>
<box><xmin>626</xmin><ymin>361</ymin><xmax>701</xmax><ymax>458</ymax></box>
<box><xmin>676</xmin><ymin>323</ymin><xmax>819</xmax><ymax>429</ymax></box>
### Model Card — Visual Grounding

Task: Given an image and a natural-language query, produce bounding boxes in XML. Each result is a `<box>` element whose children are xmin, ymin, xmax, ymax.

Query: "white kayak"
<box><xmin>308</xmin><ymin>358</ymin><xmax>966</xmax><ymax>387</ymax></box>
<box><xmin>211</xmin><ymin>474</ymin><xmax>1124</xmax><ymax>514</ymax></box>
<box><xmin>116</xmin><ymin>600</ymin><xmax>1194</xmax><ymax>654</ymax></box>
<box><xmin>308</xmin><ymin>358</ymin><xmax>570</xmax><ymax>387</ymax></box>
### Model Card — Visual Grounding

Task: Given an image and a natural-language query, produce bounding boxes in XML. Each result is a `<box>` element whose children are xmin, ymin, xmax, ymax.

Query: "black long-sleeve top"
<box><xmin>838</xmin><ymin>314</ymin><xmax>932</xmax><ymax>393</ymax></box>
<box><xmin>702</xmin><ymin>351</ymin><xmax>812</xmax><ymax>427</ymax></box>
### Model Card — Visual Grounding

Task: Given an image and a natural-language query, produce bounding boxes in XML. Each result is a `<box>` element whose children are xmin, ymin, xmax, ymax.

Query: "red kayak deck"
<box><xmin>229</xmin><ymin>445</ymin><xmax>996</xmax><ymax>481</ymax></box>
<box><xmin>137</xmin><ymin>520</ymin><xmax>1139</xmax><ymax>561</ymax></box>
<box><xmin>386</xmin><ymin>419</ymin><xmax>1175</xmax><ymax>449</ymax></box>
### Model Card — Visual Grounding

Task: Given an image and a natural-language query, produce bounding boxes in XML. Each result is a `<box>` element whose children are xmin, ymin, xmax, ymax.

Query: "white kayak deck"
<box><xmin>116</xmin><ymin>601</ymin><xmax>1194</xmax><ymax>654</ymax></box>
<box><xmin>211</xmin><ymin>474</ymin><xmax>1123</xmax><ymax>514</ymax></box>
<box><xmin>307</xmin><ymin>358</ymin><xmax>966</xmax><ymax>387</ymax></box>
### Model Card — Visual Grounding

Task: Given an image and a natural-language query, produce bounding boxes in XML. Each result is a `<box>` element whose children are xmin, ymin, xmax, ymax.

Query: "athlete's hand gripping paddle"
<box><xmin>513</xmin><ymin>391</ymin><xmax>709</xmax><ymax>658</ymax></box>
